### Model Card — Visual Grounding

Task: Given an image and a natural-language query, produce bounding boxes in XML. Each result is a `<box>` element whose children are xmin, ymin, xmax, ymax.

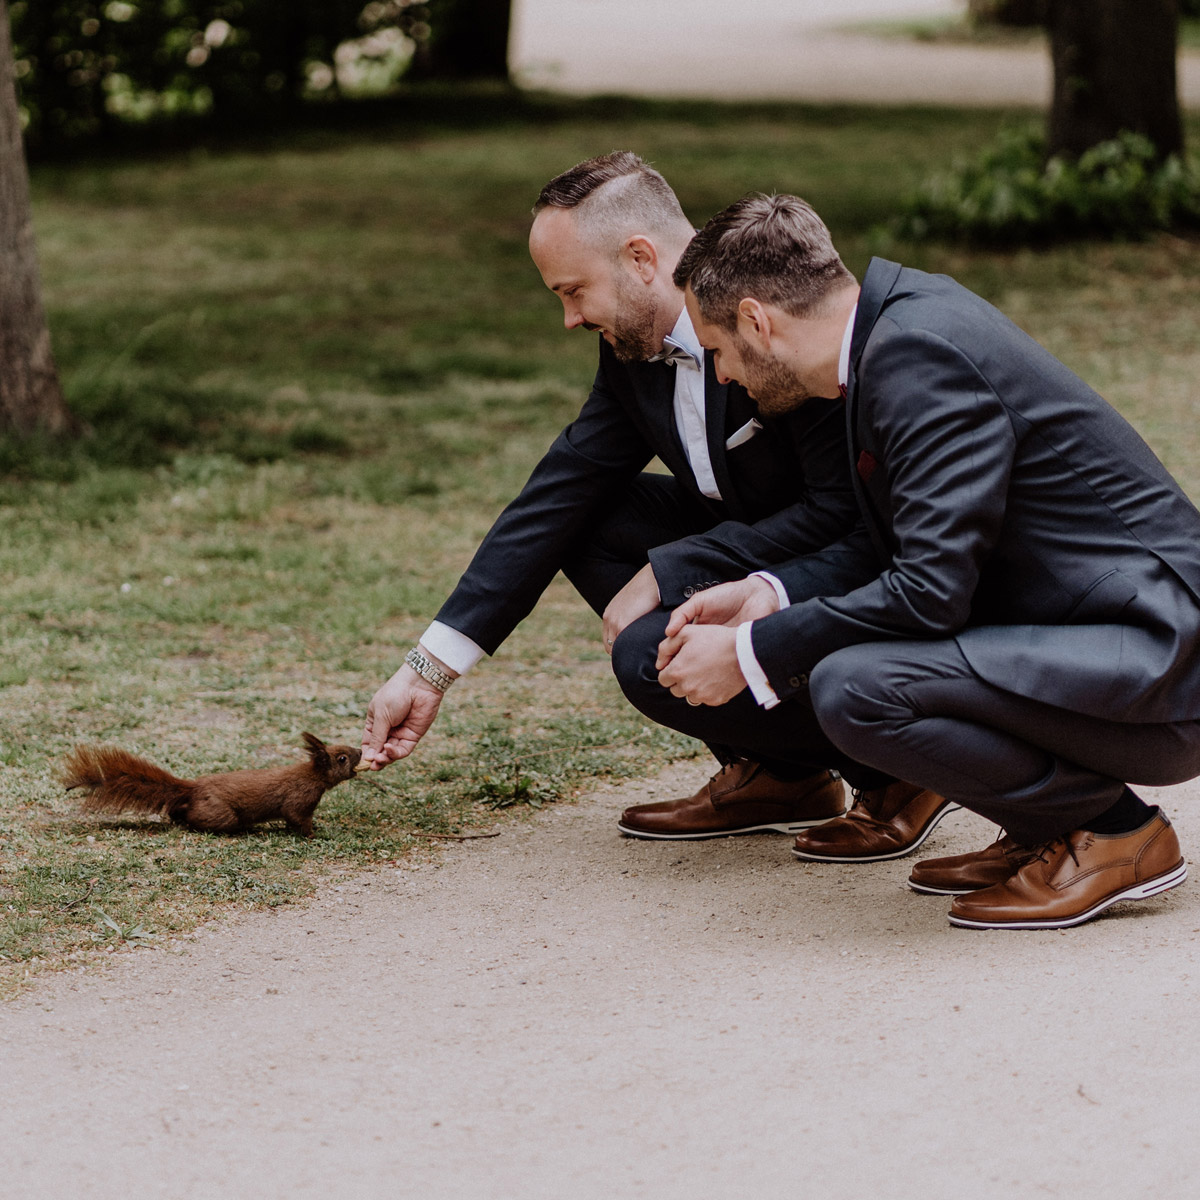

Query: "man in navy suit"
<box><xmin>360</xmin><ymin>154</ymin><xmax>953</xmax><ymax>848</ymax></box>
<box><xmin>660</xmin><ymin>192</ymin><xmax>1200</xmax><ymax>928</ymax></box>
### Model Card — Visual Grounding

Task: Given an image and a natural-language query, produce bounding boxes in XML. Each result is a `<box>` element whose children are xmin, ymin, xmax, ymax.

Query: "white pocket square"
<box><xmin>725</xmin><ymin>419</ymin><xmax>763</xmax><ymax>450</ymax></box>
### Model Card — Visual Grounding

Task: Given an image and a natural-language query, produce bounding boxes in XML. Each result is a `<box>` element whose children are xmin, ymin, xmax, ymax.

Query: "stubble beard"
<box><xmin>608</xmin><ymin>274</ymin><xmax>663</xmax><ymax>363</ymax></box>
<box><xmin>737</xmin><ymin>336</ymin><xmax>812</xmax><ymax>416</ymax></box>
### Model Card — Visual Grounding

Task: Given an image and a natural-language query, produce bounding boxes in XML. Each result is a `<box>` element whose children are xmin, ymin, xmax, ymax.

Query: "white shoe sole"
<box><xmin>907</xmin><ymin>879</ymin><xmax>979</xmax><ymax>896</ymax></box>
<box><xmin>617</xmin><ymin>812</ymin><xmax>845</xmax><ymax>840</ymax></box>
<box><xmin>947</xmin><ymin>861</ymin><xmax>1188</xmax><ymax>930</ymax></box>
<box><xmin>791</xmin><ymin>802</ymin><xmax>962</xmax><ymax>863</ymax></box>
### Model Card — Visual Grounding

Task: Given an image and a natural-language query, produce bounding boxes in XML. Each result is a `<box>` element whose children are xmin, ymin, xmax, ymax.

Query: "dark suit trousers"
<box><xmin>808</xmin><ymin>639</ymin><xmax>1200</xmax><ymax>844</ymax></box>
<box><xmin>565</xmin><ymin>473</ymin><xmax>880</xmax><ymax>782</ymax></box>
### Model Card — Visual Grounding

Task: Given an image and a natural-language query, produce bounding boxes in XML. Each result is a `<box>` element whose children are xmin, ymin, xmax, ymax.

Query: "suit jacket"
<box><xmin>754</xmin><ymin>258</ymin><xmax>1200</xmax><ymax>723</ymax></box>
<box><xmin>435</xmin><ymin>336</ymin><xmax>860</xmax><ymax>655</ymax></box>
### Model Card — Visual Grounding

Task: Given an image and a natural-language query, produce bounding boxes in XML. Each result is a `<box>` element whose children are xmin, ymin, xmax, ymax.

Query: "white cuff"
<box><xmin>751</xmin><ymin>571</ymin><xmax>790</xmax><ymax>612</ymax></box>
<box><xmin>736</xmin><ymin>621</ymin><xmax>779</xmax><ymax>710</ymax></box>
<box><xmin>420</xmin><ymin>621</ymin><xmax>485</xmax><ymax>676</ymax></box>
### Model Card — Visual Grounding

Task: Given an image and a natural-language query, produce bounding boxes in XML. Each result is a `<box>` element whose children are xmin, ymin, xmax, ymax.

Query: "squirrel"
<box><xmin>64</xmin><ymin>733</ymin><xmax>363</xmax><ymax>837</ymax></box>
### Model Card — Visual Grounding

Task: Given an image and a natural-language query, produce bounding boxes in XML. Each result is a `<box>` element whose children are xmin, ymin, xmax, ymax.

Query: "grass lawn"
<box><xmin>2</xmin><ymin>97</ymin><xmax>1199</xmax><ymax>995</ymax></box>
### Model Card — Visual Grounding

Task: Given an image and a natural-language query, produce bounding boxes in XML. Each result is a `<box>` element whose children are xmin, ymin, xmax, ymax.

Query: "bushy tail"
<box><xmin>64</xmin><ymin>745</ymin><xmax>193</xmax><ymax>817</ymax></box>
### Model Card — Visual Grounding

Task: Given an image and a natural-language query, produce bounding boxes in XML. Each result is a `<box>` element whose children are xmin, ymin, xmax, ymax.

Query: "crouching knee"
<box><xmin>611</xmin><ymin>611</ymin><xmax>670</xmax><ymax>717</ymax></box>
<box><xmin>809</xmin><ymin>644</ymin><xmax>894</xmax><ymax>758</ymax></box>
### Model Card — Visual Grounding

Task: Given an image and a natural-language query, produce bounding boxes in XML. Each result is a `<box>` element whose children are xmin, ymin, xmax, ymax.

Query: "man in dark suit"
<box><xmin>658</xmin><ymin>192</ymin><xmax>1200</xmax><ymax>928</ymax></box>
<box><xmin>361</xmin><ymin>155</ymin><xmax>946</xmax><ymax>845</ymax></box>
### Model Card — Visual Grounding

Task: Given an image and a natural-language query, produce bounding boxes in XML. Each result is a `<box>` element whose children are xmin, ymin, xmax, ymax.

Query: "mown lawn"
<box><xmin>2</xmin><ymin>98</ymin><xmax>1198</xmax><ymax>994</ymax></box>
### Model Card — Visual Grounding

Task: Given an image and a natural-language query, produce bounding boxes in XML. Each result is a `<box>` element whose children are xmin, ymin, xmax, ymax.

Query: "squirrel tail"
<box><xmin>64</xmin><ymin>745</ymin><xmax>193</xmax><ymax>817</ymax></box>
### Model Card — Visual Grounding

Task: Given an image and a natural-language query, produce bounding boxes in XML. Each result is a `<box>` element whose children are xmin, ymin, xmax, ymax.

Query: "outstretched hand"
<box><xmin>663</xmin><ymin>576</ymin><xmax>781</xmax><ymax>638</ymax></box>
<box><xmin>360</xmin><ymin>662</ymin><xmax>446</xmax><ymax>770</ymax></box>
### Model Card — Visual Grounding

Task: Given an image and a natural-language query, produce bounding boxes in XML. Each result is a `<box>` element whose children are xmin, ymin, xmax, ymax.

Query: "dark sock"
<box><xmin>1081</xmin><ymin>787</ymin><xmax>1155</xmax><ymax>835</ymax></box>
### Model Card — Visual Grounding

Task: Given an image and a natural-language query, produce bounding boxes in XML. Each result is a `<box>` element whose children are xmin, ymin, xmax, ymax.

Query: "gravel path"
<box><xmin>4</xmin><ymin>764</ymin><xmax>1199</xmax><ymax>1198</ymax></box>
<box><xmin>513</xmin><ymin>0</ymin><xmax>1200</xmax><ymax>108</ymax></box>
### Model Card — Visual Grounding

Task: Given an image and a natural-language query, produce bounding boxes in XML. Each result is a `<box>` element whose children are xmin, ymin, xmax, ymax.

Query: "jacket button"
<box><xmin>683</xmin><ymin>586</ymin><xmax>695</xmax><ymax>598</ymax></box>
<box><xmin>789</xmin><ymin>675</ymin><xmax>807</xmax><ymax>688</ymax></box>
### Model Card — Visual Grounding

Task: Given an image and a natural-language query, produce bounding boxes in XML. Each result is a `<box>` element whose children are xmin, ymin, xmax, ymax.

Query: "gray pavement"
<box><xmin>3</xmin><ymin>763</ymin><xmax>1199</xmax><ymax>1199</ymax></box>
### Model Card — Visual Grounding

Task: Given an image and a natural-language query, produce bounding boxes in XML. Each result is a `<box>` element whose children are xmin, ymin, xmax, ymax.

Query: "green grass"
<box><xmin>2</xmin><ymin>97</ymin><xmax>1200</xmax><ymax>994</ymax></box>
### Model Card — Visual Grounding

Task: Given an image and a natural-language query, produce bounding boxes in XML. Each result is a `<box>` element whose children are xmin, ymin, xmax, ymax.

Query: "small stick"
<box><xmin>410</xmin><ymin>831</ymin><xmax>501</xmax><ymax>841</ymax></box>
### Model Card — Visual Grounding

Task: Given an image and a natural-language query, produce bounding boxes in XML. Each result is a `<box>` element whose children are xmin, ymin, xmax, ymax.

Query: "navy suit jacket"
<box><xmin>435</xmin><ymin>336</ymin><xmax>860</xmax><ymax>655</ymax></box>
<box><xmin>754</xmin><ymin>259</ymin><xmax>1200</xmax><ymax>723</ymax></box>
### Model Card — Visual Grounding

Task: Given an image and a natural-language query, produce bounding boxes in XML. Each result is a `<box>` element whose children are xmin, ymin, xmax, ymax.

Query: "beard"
<box><xmin>606</xmin><ymin>273</ymin><xmax>662</xmax><ymax>363</ymax></box>
<box><xmin>736</xmin><ymin>336</ymin><xmax>813</xmax><ymax>416</ymax></box>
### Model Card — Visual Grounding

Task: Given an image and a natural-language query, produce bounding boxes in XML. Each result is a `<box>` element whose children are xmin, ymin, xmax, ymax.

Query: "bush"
<box><xmin>895</xmin><ymin>126</ymin><xmax>1200</xmax><ymax>243</ymax></box>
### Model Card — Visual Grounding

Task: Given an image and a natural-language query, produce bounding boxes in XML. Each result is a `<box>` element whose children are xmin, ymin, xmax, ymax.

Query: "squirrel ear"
<box><xmin>301</xmin><ymin>732</ymin><xmax>330</xmax><ymax>765</ymax></box>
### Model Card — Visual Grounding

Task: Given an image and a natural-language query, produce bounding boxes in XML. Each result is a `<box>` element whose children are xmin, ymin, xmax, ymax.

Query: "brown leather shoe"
<box><xmin>948</xmin><ymin>809</ymin><xmax>1186</xmax><ymax>930</ymax></box>
<box><xmin>908</xmin><ymin>834</ymin><xmax>1037</xmax><ymax>895</ymax></box>
<box><xmin>791</xmin><ymin>781</ymin><xmax>959</xmax><ymax>863</ymax></box>
<box><xmin>617</xmin><ymin>761</ymin><xmax>845</xmax><ymax>840</ymax></box>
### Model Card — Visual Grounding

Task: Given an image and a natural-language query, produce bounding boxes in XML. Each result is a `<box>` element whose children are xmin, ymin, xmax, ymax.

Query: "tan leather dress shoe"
<box><xmin>791</xmin><ymin>781</ymin><xmax>959</xmax><ymax>863</ymax></box>
<box><xmin>617</xmin><ymin>761</ymin><xmax>845</xmax><ymax>840</ymax></box>
<box><xmin>908</xmin><ymin>834</ymin><xmax>1036</xmax><ymax>895</ymax></box>
<box><xmin>948</xmin><ymin>809</ymin><xmax>1186</xmax><ymax>930</ymax></box>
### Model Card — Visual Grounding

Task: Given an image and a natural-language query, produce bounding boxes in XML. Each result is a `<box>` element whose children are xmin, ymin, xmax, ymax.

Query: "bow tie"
<box><xmin>653</xmin><ymin>345</ymin><xmax>701</xmax><ymax>369</ymax></box>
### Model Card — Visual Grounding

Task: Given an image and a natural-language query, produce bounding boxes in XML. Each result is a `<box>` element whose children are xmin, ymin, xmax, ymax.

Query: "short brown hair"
<box><xmin>673</xmin><ymin>194</ymin><xmax>853</xmax><ymax>330</ymax></box>
<box><xmin>533</xmin><ymin>151</ymin><xmax>690</xmax><ymax>251</ymax></box>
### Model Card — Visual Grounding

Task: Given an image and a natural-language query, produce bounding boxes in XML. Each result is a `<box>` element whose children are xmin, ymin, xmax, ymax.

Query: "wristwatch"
<box><xmin>405</xmin><ymin>647</ymin><xmax>454</xmax><ymax>693</ymax></box>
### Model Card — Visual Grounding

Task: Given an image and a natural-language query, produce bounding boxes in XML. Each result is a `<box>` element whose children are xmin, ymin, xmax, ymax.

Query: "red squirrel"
<box><xmin>64</xmin><ymin>733</ymin><xmax>363</xmax><ymax>836</ymax></box>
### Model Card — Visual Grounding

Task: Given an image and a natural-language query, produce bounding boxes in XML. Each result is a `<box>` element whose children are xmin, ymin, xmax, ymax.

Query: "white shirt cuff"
<box><xmin>736</xmin><ymin>621</ymin><xmax>779</xmax><ymax>710</ymax></box>
<box><xmin>751</xmin><ymin>571</ymin><xmax>790</xmax><ymax>611</ymax></box>
<box><xmin>420</xmin><ymin>621</ymin><xmax>485</xmax><ymax>676</ymax></box>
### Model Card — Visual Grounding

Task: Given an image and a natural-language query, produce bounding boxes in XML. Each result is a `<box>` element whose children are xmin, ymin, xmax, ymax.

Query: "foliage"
<box><xmin>895</xmin><ymin>125</ymin><xmax>1200</xmax><ymax>243</ymax></box>
<box><xmin>7</xmin><ymin>0</ymin><xmax>501</xmax><ymax>152</ymax></box>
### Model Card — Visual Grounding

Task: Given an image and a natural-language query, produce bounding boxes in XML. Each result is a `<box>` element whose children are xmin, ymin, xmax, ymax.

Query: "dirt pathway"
<box><xmin>512</xmin><ymin>0</ymin><xmax>1200</xmax><ymax>109</ymax></box>
<box><xmin>4</xmin><ymin>763</ymin><xmax>1200</xmax><ymax>1198</ymax></box>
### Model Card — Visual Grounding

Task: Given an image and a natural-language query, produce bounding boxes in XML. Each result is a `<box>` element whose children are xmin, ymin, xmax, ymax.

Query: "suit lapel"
<box><xmin>846</xmin><ymin>258</ymin><xmax>904</xmax><ymax>567</ymax></box>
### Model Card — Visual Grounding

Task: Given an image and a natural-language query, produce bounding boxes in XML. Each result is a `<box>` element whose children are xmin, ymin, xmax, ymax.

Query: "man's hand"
<box><xmin>601</xmin><ymin>562</ymin><xmax>661</xmax><ymax>654</ymax></box>
<box><xmin>360</xmin><ymin>657</ymin><xmax>449</xmax><ymax>770</ymax></box>
<box><xmin>663</xmin><ymin>576</ymin><xmax>781</xmax><ymax>638</ymax></box>
<box><xmin>655</xmin><ymin>623</ymin><xmax>746</xmax><ymax>707</ymax></box>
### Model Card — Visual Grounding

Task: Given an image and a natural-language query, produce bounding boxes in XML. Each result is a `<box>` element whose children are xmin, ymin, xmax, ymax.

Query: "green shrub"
<box><xmin>896</xmin><ymin>126</ymin><xmax>1200</xmax><ymax>243</ymax></box>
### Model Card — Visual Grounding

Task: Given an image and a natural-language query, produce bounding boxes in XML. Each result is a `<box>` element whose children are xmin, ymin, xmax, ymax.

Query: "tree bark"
<box><xmin>1047</xmin><ymin>0</ymin><xmax>1183</xmax><ymax>160</ymax></box>
<box><xmin>0</xmin><ymin>0</ymin><xmax>75</xmax><ymax>437</ymax></box>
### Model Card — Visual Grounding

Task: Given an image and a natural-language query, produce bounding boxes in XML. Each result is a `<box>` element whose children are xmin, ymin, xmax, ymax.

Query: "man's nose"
<box><xmin>714</xmin><ymin>366</ymin><xmax>733</xmax><ymax>385</ymax></box>
<box><xmin>562</xmin><ymin>303</ymin><xmax>585</xmax><ymax>330</ymax></box>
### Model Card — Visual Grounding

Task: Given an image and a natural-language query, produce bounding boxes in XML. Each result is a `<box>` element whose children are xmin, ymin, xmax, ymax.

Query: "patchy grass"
<box><xmin>2</xmin><ymin>98</ymin><xmax>1199</xmax><ymax>995</ymax></box>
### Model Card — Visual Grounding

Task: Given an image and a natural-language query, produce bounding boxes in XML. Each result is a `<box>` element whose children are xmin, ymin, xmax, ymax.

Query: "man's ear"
<box><xmin>736</xmin><ymin>298</ymin><xmax>772</xmax><ymax>349</ymax></box>
<box><xmin>622</xmin><ymin>235</ymin><xmax>659</xmax><ymax>282</ymax></box>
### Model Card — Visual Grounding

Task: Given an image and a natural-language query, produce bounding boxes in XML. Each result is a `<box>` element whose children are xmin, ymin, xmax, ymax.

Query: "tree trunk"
<box><xmin>1046</xmin><ymin>0</ymin><xmax>1183</xmax><ymax>160</ymax></box>
<box><xmin>0</xmin><ymin>0</ymin><xmax>75</xmax><ymax>437</ymax></box>
<box><xmin>409</xmin><ymin>0</ymin><xmax>513</xmax><ymax>82</ymax></box>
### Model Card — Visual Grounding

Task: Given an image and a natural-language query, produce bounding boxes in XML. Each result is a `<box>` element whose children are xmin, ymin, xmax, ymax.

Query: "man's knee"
<box><xmin>809</xmin><ymin>645</ymin><xmax>896</xmax><ymax>755</ymax></box>
<box><xmin>611</xmin><ymin>611</ymin><xmax>669</xmax><ymax>715</ymax></box>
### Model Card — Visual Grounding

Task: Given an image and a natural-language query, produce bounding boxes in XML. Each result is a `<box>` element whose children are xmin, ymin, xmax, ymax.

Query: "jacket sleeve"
<box><xmin>751</xmin><ymin>321</ymin><xmax>1017</xmax><ymax>700</ymax></box>
<box><xmin>647</xmin><ymin>397</ymin><xmax>861</xmax><ymax>603</ymax></box>
<box><xmin>434</xmin><ymin>352</ymin><xmax>653</xmax><ymax>654</ymax></box>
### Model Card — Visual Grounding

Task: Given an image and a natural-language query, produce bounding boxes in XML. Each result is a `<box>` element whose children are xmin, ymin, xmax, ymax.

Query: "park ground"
<box><xmin>3</xmin><ymin>5</ymin><xmax>1200</xmax><ymax>1197</ymax></box>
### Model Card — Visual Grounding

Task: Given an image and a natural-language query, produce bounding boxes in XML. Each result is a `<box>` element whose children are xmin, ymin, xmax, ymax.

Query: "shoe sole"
<box><xmin>791</xmin><ymin>802</ymin><xmax>962</xmax><ymax>863</ymax></box>
<box><xmin>617</xmin><ymin>812</ymin><xmax>846</xmax><ymax>840</ymax></box>
<box><xmin>947</xmin><ymin>861</ymin><xmax>1188</xmax><ymax>930</ymax></box>
<box><xmin>907</xmin><ymin>879</ymin><xmax>979</xmax><ymax>896</ymax></box>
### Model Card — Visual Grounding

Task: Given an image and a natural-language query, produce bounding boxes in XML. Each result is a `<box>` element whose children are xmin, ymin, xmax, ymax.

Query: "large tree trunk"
<box><xmin>1046</xmin><ymin>0</ymin><xmax>1183</xmax><ymax>160</ymax></box>
<box><xmin>409</xmin><ymin>0</ymin><xmax>513</xmax><ymax>82</ymax></box>
<box><xmin>0</xmin><ymin>0</ymin><xmax>74</xmax><ymax>437</ymax></box>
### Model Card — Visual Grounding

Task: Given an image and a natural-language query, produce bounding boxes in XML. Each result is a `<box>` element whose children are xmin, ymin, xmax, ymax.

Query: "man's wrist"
<box><xmin>405</xmin><ymin>645</ymin><xmax>457</xmax><ymax>693</ymax></box>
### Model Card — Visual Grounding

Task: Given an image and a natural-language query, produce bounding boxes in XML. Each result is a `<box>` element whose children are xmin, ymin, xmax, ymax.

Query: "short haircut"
<box><xmin>533</xmin><ymin>151</ymin><xmax>690</xmax><ymax>252</ymax></box>
<box><xmin>673</xmin><ymin>194</ymin><xmax>854</xmax><ymax>330</ymax></box>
